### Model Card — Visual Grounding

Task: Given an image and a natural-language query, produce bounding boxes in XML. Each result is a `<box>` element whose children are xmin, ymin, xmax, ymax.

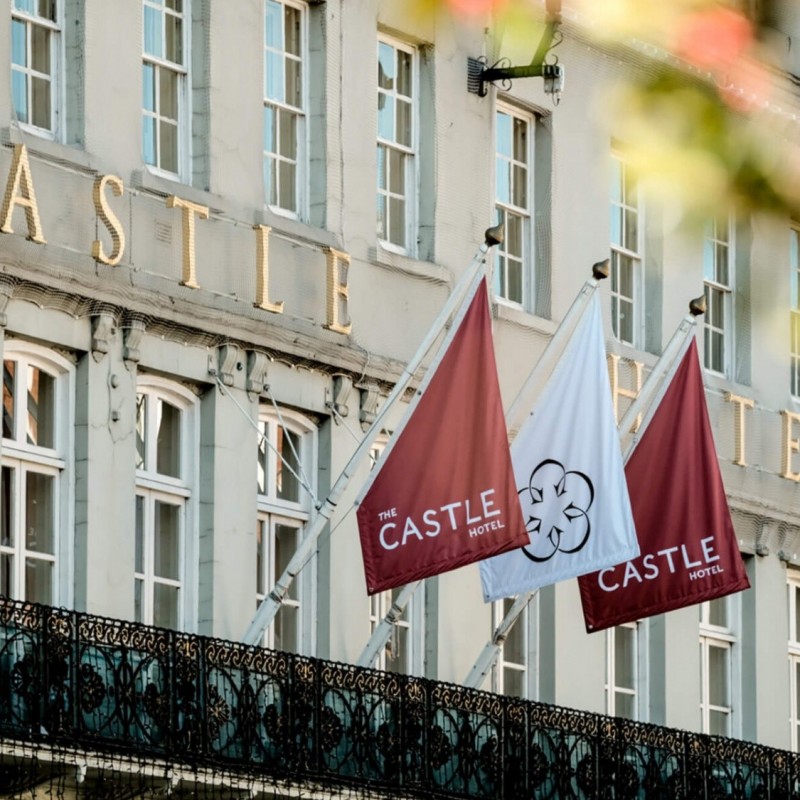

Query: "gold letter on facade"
<box><xmin>167</xmin><ymin>195</ymin><xmax>209</xmax><ymax>289</ymax></box>
<box><xmin>0</xmin><ymin>144</ymin><xmax>45</xmax><ymax>243</ymax></box>
<box><xmin>253</xmin><ymin>225</ymin><xmax>284</xmax><ymax>313</ymax></box>
<box><xmin>323</xmin><ymin>247</ymin><xmax>352</xmax><ymax>335</ymax></box>
<box><xmin>607</xmin><ymin>354</ymin><xmax>643</xmax><ymax>432</ymax></box>
<box><xmin>92</xmin><ymin>175</ymin><xmax>126</xmax><ymax>266</ymax></box>
<box><xmin>725</xmin><ymin>392</ymin><xmax>754</xmax><ymax>467</ymax></box>
<box><xmin>782</xmin><ymin>410</ymin><xmax>800</xmax><ymax>481</ymax></box>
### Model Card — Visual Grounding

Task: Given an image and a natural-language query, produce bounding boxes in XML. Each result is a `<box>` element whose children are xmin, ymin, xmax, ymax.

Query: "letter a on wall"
<box><xmin>579</xmin><ymin>340</ymin><xmax>751</xmax><ymax>633</ymax></box>
<box><xmin>356</xmin><ymin>279</ymin><xmax>527</xmax><ymax>595</ymax></box>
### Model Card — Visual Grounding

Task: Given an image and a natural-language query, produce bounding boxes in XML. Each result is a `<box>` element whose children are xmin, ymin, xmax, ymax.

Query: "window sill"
<box><xmin>492</xmin><ymin>301</ymin><xmax>556</xmax><ymax>336</ymax></box>
<box><xmin>370</xmin><ymin>244</ymin><xmax>451</xmax><ymax>285</ymax></box>
<box><xmin>1</xmin><ymin>126</ymin><xmax>95</xmax><ymax>174</ymax></box>
<box><xmin>131</xmin><ymin>169</ymin><xmax>228</xmax><ymax>214</ymax></box>
<box><xmin>255</xmin><ymin>207</ymin><xmax>342</xmax><ymax>250</ymax></box>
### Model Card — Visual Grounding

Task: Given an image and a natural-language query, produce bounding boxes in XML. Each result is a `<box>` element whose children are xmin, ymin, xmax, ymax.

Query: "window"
<box><xmin>491</xmin><ymin>598</ymin><xmax>528</xmax><ymax>697</ymax></box>
<box><xmin>704</xmin><ymin>213</ymin><xmax>734</xmax><ymax>375</ymax></box>
<box><xmin>369</xmin><ymin>586</ymin><xmax>424</xmax><ymax>674</ymax></box>
<box><xmin>264</xmin><ymin>0</ymin><xmax>306</xmax><ymax>217</ymax></box>
<box><xmin>11</xmin><ymin>0</ymin><xmax>60</xmax><ymax>135</ymax></box>
<box><xmin>606</xmin><ymin>623</ymin><xmax>639</xmax><ymax>719</ymax></box>
<box><xmin>377</xmin><ymin>35</ymin><xmax>416</xmax><ymax>253</ymax></box>
<box><xmin>699</xmin><ymin>597</ymin><xmax>736</xmax><ymax>736</ymax></box>
<box><xmin>1</xmin><ymin>343</ymin><xmax>73</xmax><ymax>606</ymax></box>
<box><xmin>495</xmin><ymin>105</ymin><xmax>533</xmax><ymax>307</ymax></box>
<box><xmin>142</xmin><ymin>0</ymin><xmax>188</xmax><ymax>177</ymax></box>
<box><xmin>135</xmin><ymin>378</ymin><xmax>197</xmax><ymax>629</ymax></box>
<box><xmin>610</xmin><ymin>154</ymin><xmax>642</xmax><ymax>346</ymax></box>
<box><xmin>256</xmin><ymin>408</ymin><xmax>316</xmax><ymax>653</ymax></box>
<box><xmin>791</xmin><ymin>227</ymin><xmax>800</xmax><ymax>396</ymax></box>
<box><xmin>789</xmin><ymin>576</ymin><xmax>800</xmax><ymax>750</ymax></box>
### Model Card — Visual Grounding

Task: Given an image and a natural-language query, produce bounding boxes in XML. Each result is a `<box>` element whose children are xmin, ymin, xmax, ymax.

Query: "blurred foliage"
<box><xmin>413</xmin><ymin>0</ymin><xmax>800</xmax><ymax>222</ymax></box>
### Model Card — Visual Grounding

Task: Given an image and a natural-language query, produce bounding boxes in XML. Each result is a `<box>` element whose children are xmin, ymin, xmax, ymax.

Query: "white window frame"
<box><xmin>791</xmin><ymin>226</ymin><xmax>800</xmax><ymax>397</ymax></box>
<box><xmin>1</xmin><ymin>340</ymin><xmax>74</xmax><ymax>608</ymax></box>
<box><xmin>489</xmin><ymin>594</ymin><xmax>539</xmax><ymax>699</ymax></box>
<box><xmin>11</xmin><ymin>0</ymin><xmax>63</xmax><ymax>139</ymax></box>
<box><xmin>610</xmin><ymin>152</ymin><xmax>644</xmax><ymax>348</ymax></box>
<box><xmin>376</xmin><ymin>33</ymin><xmax>418</xmax><ymax>256</ymax></box>
<box><xmin>256</xmin><ymin>406</ymin><xmax>317</xmax><ymax>655</ymax></box>
<box><xmin>142</xmin><ymin>0</ymin><xmax>190</xmax><ymax>180</ymax></box>
<box><xmin>369</xmin><ymin>585</ymin><xmax>425</xmax><ymax>675</ymax></box>
<box><xmin>699</xmin><ymin>596</ymin><xmax>740</xmax><ymax>737</ymax></box>
<box><xmin>135</xmin><ymin>376</ymin><xmax>198</xmax><ymax>631</ymax></box>
<box><xmin>263</xmin><ymin>0</ymin><xmax>308</xmax><ymax>220</ymax></box>
<box><xmin>494</xmin><ymin>102</ymin><xmax>534</xmax><ymax>311</ymax></box>
<box><xmin>788</xmin><ymin>575</ymin><xmax>800</xmax><ymax>750</ymax></box>
<box><xmin>703</xmin><ymin>213</ymin><xmax>734</xmax><ymax>377</ymax></box>
<box><xmin>605</xmin><ymin>622</ymin><xmax>648</xmax><ymax>720</ymax></box>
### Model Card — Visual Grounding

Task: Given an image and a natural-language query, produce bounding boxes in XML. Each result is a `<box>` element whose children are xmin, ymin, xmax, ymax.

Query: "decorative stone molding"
<box><xmin>122</xmin><ymin>316</ymin><xmax>146</xmax><ymax>369</ymax></box>
<box><xmin>246</xmin><ymin>350</ymin><xmax>270</xmax><ymax>398</ymax></box>
<box><xmin>327</xmin><ymin>375</ymin><xmax>352</xmax><ymax>421</ymax></box>
<box><xmin>91</xmin><ymin>313</ymin><xmax>115</xmax><ymax>362</ymax></box>
<box><xmin>0</xmin><ymin>276</ymin><xmax>14</xmax><ymax>328</ymax></box>
<box><xmin>358</xmin><ymin>382</ymin><xmax>381</xmax><ymax>431</ymax></box>
<box><xmin>210</xmin><ymin>344</ymin><xmax>241</xmax><ymax>387</ymax></box>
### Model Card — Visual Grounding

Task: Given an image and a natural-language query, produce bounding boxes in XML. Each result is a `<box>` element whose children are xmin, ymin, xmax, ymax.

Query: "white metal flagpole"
<box><xmin>241</xmin><ymin>226</ymin><xmax>502</xmax><ymax>646</ymax></box>
<box><xmin>461</xmin><ymin>293</ymin><xmax>707</xmax><ymax>690</ymax></box>
<box><xmin>356</xmin><ymin>260</ymin><xmax>609</xmax><ymax>669</ymax></box>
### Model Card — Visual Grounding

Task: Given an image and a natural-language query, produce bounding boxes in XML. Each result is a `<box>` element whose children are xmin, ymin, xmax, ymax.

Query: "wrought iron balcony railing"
<box><xmin>0</xmin><ymin>597</ymin><xmax>797</xmax><ymax>799</ymax></box>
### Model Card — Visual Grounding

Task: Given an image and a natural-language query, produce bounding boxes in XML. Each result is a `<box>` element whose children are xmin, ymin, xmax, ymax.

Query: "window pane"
<box><xmin>709</xmin><ymin>597</ymin><xmax>728</xmax><ymax>627</ymax></box>
<box><xmin>389</xmin><ymin>196</ymin><xmax>405</xmax><ymax>246</ymax></box>
<box><xmin>276</xmin><ymin>428</ymin><xmax>301</xmax><ymax>502</ymax></box>
<box><xmin>624</xmin><ymin>208</ymin><xmax>638</xmax><ymax>252</ymax></box>
<box><xmin>159</xmin><ymin>117</ymin><xmax>178</xmax><ymax>172</ymax></box>
<box><xmin>512</xmin><ymin>117</ymin><xmax>527</xmax><ymax>162</ymax></box>
<box><xmin>615</xmin><ymin>691</ymin><xmax>635</xmax><ymax>720</ymax></box>
<box><xmin>376</xmin><ymin>194</ymin><xmax>387</xmax><ymax>241</ymax></box>
<box><xmin>257</xmin><ymin>422</ymin><xmax>268</xmax><ymax>495</ymax></box>
<box><xmin>12</xmin><ymin>20</ymin><xmax>27</xmax><ymax>67</ymax></box>
<box><xmin>31</xmin><ymin>24</ymin><xmax>50</xmax><ymax>74</ymax></box>
<box><xmin>285</xmin><ymin>6</ymin><xmax>301</xmax><ymax>56</ymax></box>
<box><xmin>25</xmin><ymin>557</ymin><xmax>52</xmax><ymax>605</ymax></box>
<box><xmin>389</xmin><ymin>148</ymin><xmax>405</xmax><ymax>195</ymax></box>
<box><xmin>496</xmin><ymin>158</ymin><xmax>510</xmax><ymax>205</ymax></box>
<box><xmin>144</xmin><ymin>5</ymin><xmax>163</xmax><ymax>58</ymax></box>
<box><xmin>285</xmin><ymin>57</ymin><xmax>301</xmax><ymax>108</ymax></box>
<box><xmin>12</xmin><ymin>71</ymin><xmax>28</xmax><ymax>124</ymax></box>
<box><xmin>503</xmin><ymin>599</ymin><xmax>524</xmax><ymax>664</ymax></box>
<box><xmin>1</xmin><ymin>554</ymin><xmax>12</xmax><ymax>597</ymax></box>
<box><xmin>264</xmin><ymin>105</ymin><xmax>276</xmax><ymax>155</ymax></box>
<box><xmin>795</xmin><ymin>590</ymin><xmax>800</xmax><ymax>643</ymax></box>
<box><xmin>14</xmin><ymin>0</ymin><xmax>35</xmax><ymax>16</ymax></box>
<box><xmin>27</xmin><ymin>366</ymin><xmax>55</xmax><ymax>448</ymax></box>
<box><xmin>708</xmin><ymin>645</ymin><xmax>729</xmax><ymax>706</ymax></box>
<box><xmin>496</xmin><ymin>112</ymin><xmax>511</xmax><ymax>157</ymax></box>
<box><xmin>143</xmin><ymin>63</ymin><xmax>156</xmax><ymax>112</ymax></box>
<box><xmin>378</xmin><ymin>93</ymin><xmax>394</xmax><ymax>141</ymax></box>
<box><xmin>710</xmin><ymin>709</ymin><xmax>729</xmax><ymax>736</ymax></box>
<box><xmin>610</xmin><ymin>158</ymin><xmax>622</xmax><ymax>204</ymax></box>
<box><xmin>38</xmin><ymin>0</ymin><xmax>57</xmax><ymax>21</ymax></box>
<box><xmin>134</xmin><ymin>578</ymin><xmax>144</xmax><ymax>622</ymax></box>
<box><xmin>614</xmin><ymin>627</ymin><xmax>636</xmax><ymax>690</ymax></box>
<box><xmin>397</xmin><ymin>50</ymin><xmax>412</xmax><ymax>97</ymax></box>
<box><xmin>265</xmin><ymin>51</ymin><xmax>284</xmax><ymax>102</ymax></box>
<box><xmin>165</xmin><ymin>12</ymin><xmax>182</xmax><ymax>64</ymax></box>
<box><xmin>136</xmin><ymin>395</ymin><xmax>146</xmax><ymax>469</ymax></box>
<box><xmin>265</xmin><ymin>0</ymin><xmax>282</xmax><ymax>49</ymax></box>
<box><xmin>156</xmin><ymin>400</ymin><xmax>181</xmax><ymax>478</ymax></box>
<box><xmin>275</xmin><ymin>524</ymin><xmax>299</xmax><ymax>600</ymax></box>
<box><xmin>506</xmin><ymin>213</ymin><xmax>522</xmax><ymax>259</ymax></box>
<box><xmin>31</xmin><ymin>76</ymin><xmax>50</xmax><ymax>130</ymax></box>
<box><xmin>153</xmin><ymin>582</ymin><xmax>179</xmax><ymax>629</ymax></box>
<box><xmin>135</xmin><ymin>496</ymin><xmax>144</xmax><ymax>573</ymax></box>
<box><xmin>278</xmin><ymin>161</ymin><xmax>296</xmax><ymax>210</ymax></box>
<box><xmin>25</xmin><ymin>471</ymin><xmax>54</xmax><ymax>554</ymax></box>
<box><xmin>503</xmin><ymin>667</ymin><xmax>524</xmax><ymax>698</ymax></box>
<box><xmin>378</xmin><ymin>43</ymin><xmax>395</xmax><ymax>90</ymax></box>
<box><xmin>278</xmin><ymin>108</ymin><xmax>296</xmax><ymax>159</ymax></box>
<box><xmin>716</xmin><ymin>243</ymin><xmax>729</xmax><ymax>285</ymax></box>
<box><xmin>274</xmin><ymin>603</ymin><xmax>298</xmax><ymax>651</ymax></box>
<box><xmin>512</xmin><ymin>164</ymin><xmax>527</xmax><ymax>209</ymax></box>
<box><xmin>796</xmin><ymin>661</ymin><xmax>800</xmax><ymax>718</ymax></box>
<box><xmin>256</xmin><ymin>521</ymin><xmax>265</xmax><ymax>595</ymax></box>
<box><xmin>610</xmin><ymin>206</ymin><xmax>622</xmax><ymax>247</ymax></box>
<box><xmin>387</xmin><ymin>624</ymin><xmax>408</xmax><ymax>674</ymax></box>
<box><xmin>154</xmin><ymin>501</ymin><xmax>180</xmax><ymax>580</ymax></box>
<box><xmin>2</xmin><ymin>466</ymin><xmax>14</xmax><ymax>547</ymax></box>
<box><xmin>4</xmin><ymin>361</ymin><xmax>16</xmax><ymax>440</ymax></box>
<box><xmin>159</xmin><ymin>67</ymin><xmax>178</xmax><ymax>120</ymax></box>
<box><xmin>396</xmin><ymin>99</ymin><xmax>411</xmax><ymax>148</ymax></box>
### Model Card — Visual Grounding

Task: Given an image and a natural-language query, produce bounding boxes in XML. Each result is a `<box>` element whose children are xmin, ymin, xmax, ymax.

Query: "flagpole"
<box><xmin>619</xmin><ymin>294</ymin><xmax>706</xmax><ymax>458</ymax></box>
<box><xmin>356</xmin><ymin>260</ymin><xmax>609</xmax><ymax>670</ymax></box>
<box><xmin>241</xmin><ymin>226</ymin><xmax>503</xmax><ymax>646</ymax></box>
<box><xmin>462</xmin><ymin>293</ymin><xmax>707</xmax><ymax>689</ymax></box>
<box><xmin>505</xmin><ymin>260</ymin><xmax>609</xmax><ymax>439</ymax></box>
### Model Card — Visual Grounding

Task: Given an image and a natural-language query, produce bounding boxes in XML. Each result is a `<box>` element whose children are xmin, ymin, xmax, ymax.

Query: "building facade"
<box><xmin>1</xmin><ymin>0</ymin><xmax>800</xmax><ymax>797</ymax></box>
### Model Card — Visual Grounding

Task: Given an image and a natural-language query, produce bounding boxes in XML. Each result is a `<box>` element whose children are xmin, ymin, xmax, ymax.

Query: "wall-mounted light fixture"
<box><xmin>468</xmin><ymin>0</ymin><xmax>564</xmax><ymax>103</ymax></box>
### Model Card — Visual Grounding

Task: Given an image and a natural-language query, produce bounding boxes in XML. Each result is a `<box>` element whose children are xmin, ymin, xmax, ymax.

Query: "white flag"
<box><xmin>480</xmin><ymin>292</ymin><xmax>638</xmax><ymax>601</ymax></box>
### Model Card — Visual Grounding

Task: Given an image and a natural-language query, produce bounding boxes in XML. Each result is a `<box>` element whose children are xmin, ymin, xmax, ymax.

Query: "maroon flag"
<box><xmin>356</xmin><ymin>279</ymin><xmax>528</xmax><ymax>594</ymax></box>
<box><xmin>579</xmin><ymin>340</ymin><xmax>750</xmax><ymax>632</ymax></box>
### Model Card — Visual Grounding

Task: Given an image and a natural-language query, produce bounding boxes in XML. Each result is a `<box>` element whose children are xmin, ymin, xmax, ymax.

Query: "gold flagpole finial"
<box><xmin>689</xmin><ymin>294</ymin><xmax>707</xmax><ymax>316</ymax></box>
<box><xmin>592</xmin><ymin>259</ymin><xmax>610</xmax><ymax>280</ymax></box>
<box><xmin>485</xmin><ymin>224</ymin><xmax>504</xmax><ymax>248</ymax></box>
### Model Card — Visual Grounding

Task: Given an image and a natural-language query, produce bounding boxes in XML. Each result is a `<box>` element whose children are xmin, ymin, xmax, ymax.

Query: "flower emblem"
<box><xmin>519</xmin><ymin>459</ymin><xmax>594</xmax><ymax>563</ymax></box>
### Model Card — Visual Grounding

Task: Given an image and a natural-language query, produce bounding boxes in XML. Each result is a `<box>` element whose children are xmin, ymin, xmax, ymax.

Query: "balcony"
<box><xmin>0</xmin><ymin>597</ymin><xmax>797</xmax><ymax>799</ymax></box>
